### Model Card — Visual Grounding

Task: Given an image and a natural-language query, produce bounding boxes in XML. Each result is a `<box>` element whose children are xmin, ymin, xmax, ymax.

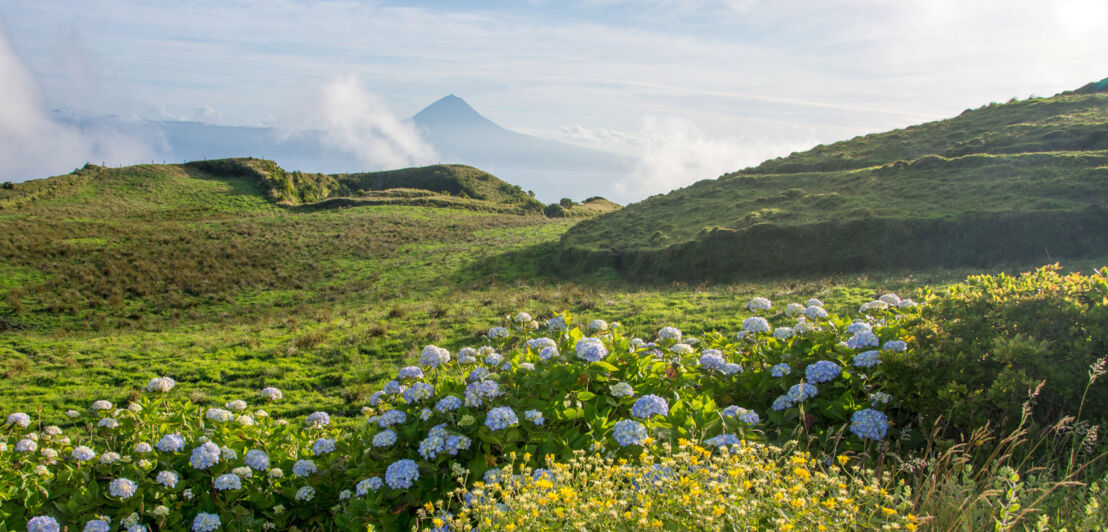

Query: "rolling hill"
<box><xmin>559</xmin><ymin>79</ymin><xmax>1108</xmax><ymax>280</ymax></box>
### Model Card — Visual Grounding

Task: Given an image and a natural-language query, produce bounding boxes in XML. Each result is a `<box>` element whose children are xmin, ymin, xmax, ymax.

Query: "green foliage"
<box><xmin>882</xmin><ymin>265</ymin><xmax>1108</xmax><ymax>437</ymax></box>
<box><xmin>560</xmin><ymin>88</ymin><xmax>1108</xmax><ymax>279</ymax></box>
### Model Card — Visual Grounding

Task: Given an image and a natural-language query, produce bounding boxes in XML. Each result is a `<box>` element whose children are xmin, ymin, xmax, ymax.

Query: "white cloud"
<box><xmin>0</xmin><ymin>23</ymin><xmax>160</xmax><ymax>180</ymax></box>
<box><xmin>314</xmin><ymin>76</ymin><xmax>437</xmax><ymax>170</ymax></box>
<box><xmin>558</xmin><ymin>117</ymin><xmax>816</xmax><ymax>202</ymax></box>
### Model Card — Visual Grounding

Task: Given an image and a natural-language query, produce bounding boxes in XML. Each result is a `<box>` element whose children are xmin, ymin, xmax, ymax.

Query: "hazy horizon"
<box><xmin>2</xmin><ymin>0</ymin><xmax>1106</xmax><ymax>201</ymax></box>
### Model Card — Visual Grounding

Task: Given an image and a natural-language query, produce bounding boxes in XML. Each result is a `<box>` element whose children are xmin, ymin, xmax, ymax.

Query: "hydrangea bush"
<box><xmin>1</xmin><ymin>296</ymin><xmax>915</xmax><ymax>530</ymax></box>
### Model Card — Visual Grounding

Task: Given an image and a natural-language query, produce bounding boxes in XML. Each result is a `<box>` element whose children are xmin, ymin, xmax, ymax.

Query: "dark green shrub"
<box><xmin>882</xmin><ymin>265</ymin><xmax>1108</xmax><ymax>437</ymax></box>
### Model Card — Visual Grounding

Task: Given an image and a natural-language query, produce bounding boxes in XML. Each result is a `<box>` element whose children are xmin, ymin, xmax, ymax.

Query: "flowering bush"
<box><xmin>423</xmin><ymin>439</ymin><xmax>920</xmax><ymax>531</ymax></box>
<box><xmin>0</xmin><ymin>299</ymin><xmax>913</xmax><ymax>529</ymax></box>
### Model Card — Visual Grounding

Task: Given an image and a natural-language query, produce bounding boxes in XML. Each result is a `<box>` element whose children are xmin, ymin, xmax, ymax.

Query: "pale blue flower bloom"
<box><xmin>699</xmin><ymin>350</ymin><xmax>726</xmax><ymax>371</ymax></box>
<box><xmin>398</xmin><ymin>366</ymin><xmax>424</xmax><ymax>380</ymax></box>
<box><xmin>787</xmin><ymin>383</ymin><xmax>818</xmax><ymax>403</ymax></box>
<box><xmin>524</xmin><ymin>409</ymin><xmax>544</xmax><ymax>425</ymax></box>
<box><xmin>883</xmin><ymin>340</ymin><xmax>907</xmax><ymax>352</ymax></box>
<box><xmin>746</xmin><ymin>297</ymin><xmax>772</xmax><ymax>311</ymax></box>
<box><xmin>378</xmin><ymin>410</ymin><xmax>407</xmax><ymax>428</ymax></box>
<box><xmin>435</xmin><ymin>395</ymin><xmax>462</xmax><ymax>413</ymax></box>
<box><xmin>373</xmin><ymin>430</ymin><xmax>398</xmax><ymax>447</ymax></box>
<box><xmin>805</xmin><ymin>360</ymin><xmax>841</xmax><ymax>384</ymax></box>
<box><xmin>244</xmin><ymin>449</ymin><xmax>269</xmax><ymax>471</ymax></box>
<box><xmin>485</xmin><ymin>407</ymin><xmax>519</xmax><ymax>431</ymax></box>
<box><xmin>312</xmin><ymin>438</ymin><xmax>336</xmax><ymax>456</ymax></box>
<box><xmin>770</xmin><ymin>363</ymin><xmax>792</xmax><ymax>377</ymax></box>
<box><xmin>612</xmin><ymin>419</ymin><xmax>647</xmax><ymax>447</ymax></box>
<box><xmin>631</xmin><ymin>394</ymin><xmax>669</xmax><ymax>419</ymax></box>
<box><xmin>742</xmin><ymin>317</ymin><xmax>771</xmax><ymax>334</ymax></box>
<box><xmin>292</xmin><ymin>459</ymin><xmax>317</xmax><ymax>478</ymax></box>
<box><xmin>846</xmin><ymin>330</ymin><xmax>880</xmax><ymax>349</ymax></box>
<box><xmin>385</xmin><ymin>459</ymin><xmax>420</xmax><ymax>489</ymax></box>
<box><xmin>356</xmin><ymin>476</ymin><xmax>383</xmax><ymax>495</ymax></box>
<box><xmin>853</xmin><ymin>350</ymin><xmax>881</xmax><ymax>368</ymax></box>
<box><xmin>188</xmin><ymin>442</ymin><xmax>220</xmax><ymax>470</ymax></box>
<box><xmin>850</xmin><ymin>409</ymin><xmax>889</xmax><ymax>440</ymax></box>
<box><xmin>402</xmin><ymin>382</ymin><xmax>435</xmax><ymax>404</ymax></box>
<box><xmin>575</xmin><ymin>337</ymin><xmax>608</xmax><ymax>362</ymax></box>
<box><xmin>192</xmin><ymin>513</ymin><xmax>220</xmax><ymax>532</ymax></box>
<box><xmin>213</xmin><ymin>473</ymin><xmax>241</xmax><ymax>491</ymax></box>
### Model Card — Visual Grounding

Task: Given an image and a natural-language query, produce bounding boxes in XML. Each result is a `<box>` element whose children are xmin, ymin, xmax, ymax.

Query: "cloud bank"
<box><xmin>315</xmin><ymin>77</ymin><xmax>437</xmax><ymax>170</ymax></box>
<box><xmin>0</xmin><ymin>24</ymin><xmax>160</xmax><ymax>181</ymax></box>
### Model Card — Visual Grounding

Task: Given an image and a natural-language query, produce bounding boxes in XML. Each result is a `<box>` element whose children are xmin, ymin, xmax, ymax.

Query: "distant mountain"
<box><xmin>48</xmin><ymin>96</ymin><xmax>631</xmax><ymax>203</ymax></box>
<box><xmin>558</xmin><ymin>81</ymin><xmax>1108</xmax><ymax>280</ymax></box>
<box><xmin>411</xmin><ymin>95</ymin><xmax>630</xmax><ymax>177</ymax></box>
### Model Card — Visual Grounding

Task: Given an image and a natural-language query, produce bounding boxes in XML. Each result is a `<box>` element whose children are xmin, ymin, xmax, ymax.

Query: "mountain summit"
<box><xmin>411</xmin><ymin>95</ymin><xmax>500</xmax><ymax>131</ymax></box>
<box><xmin>409</xmin><ymin>95</ymin><xmax>630</xmax><ymax>200</ymax></box>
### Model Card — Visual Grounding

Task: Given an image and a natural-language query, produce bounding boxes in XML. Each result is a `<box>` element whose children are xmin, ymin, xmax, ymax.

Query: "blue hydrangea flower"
<box><xmin>658</xmin><ymin>326</ymin><xmax>682</xmax><ymax>341</ymax></box>
<box><xmin>527</xmin><ymin>338</ymin><xmax>557</xmax><ymax>352</ymax></box>
<box><xmin>312</xmin><ymin>438</ymin><xmax>336</xmax><ymax>456</ymax></box>
<box><xmin>786</xmin><ymin>383</ymin><xmax>818</xmax><ymax>403</ymax></box>
<box><xmin>420</xmin><ymin>345</ymin><xmax>451</xmax><ymax>368</ymax></box>
<box><xmin>879</xmin><ymin>293</ymin><xmax>901</xmax><ymax>306</ymax></box>
<box><xmin>610</xmin><ymin>381</ymin><xmax>634</xmax><ymax>397</ymax></box>
<box><xmin>192</xmin><ymin>513</ymin><xmax>220</xmax><ymax>532</ymax></box>
<box><xmin>418</xmin><ymin>432</ymin><xmax>447</xmax><ymax>460</ymax></box>
<box><xmin>770</xmin><ymin>363</ymin><xmax>792</xmax><ymax>377</ymax></box>
<box><xmin>722</xmin><ymin>406</ymin><xmax>760</xmax><ymax>425</ymax></box>
<box><xmin>742</xmin><ymin>317</ymin><xmax>771</xmax><ymax>334</ymax></box>
<box><xmin>382</xmin><ymin>380</ymin><xmax>404</xmax><ymax>394</ymax></box>
<box><xmin>845</xmin><ymin>321</ymin><xmax>873</xmax><ymax>334</ymax></box>
<box><xmin>487</xmin><ymin>326</ymin><xmax>509</xmax><ymax>339</ymax></box>
<box><xmin>575</xmin><ymin>337</ymin><xmax>608</xmax><ymax>362</ymax></box>
<box><xmin>84</xmin><ymin>519</ymin><xmax>111</xmax><ymax>532</ymax></box>
<box><xmin>859</xmin><ymin>300</ymin><xmax>890</xmax><ymax>313</ymax></box>
<box><xmin>485</xmin><ymin>352</ymin><xmax>504</xmax><ymax>366</ymax></box>
<box><xmin>852</xmin><ymin>350</ymin><xmax>881</xmax><ymax>368</ymax></box>
<box><xmin>588</xmin><ymin>319</ymin><xmax>609</xmax><ymax>331</ymax></box>
<box><xmin>385</xmin><ymin>459</ymin><xmax>420</xmax><ymax>489</ymax></box>
<box><xmin>244</xmin><ymin>449</ymin><xmax>270</xmax><ymax>471</ymax></box>
<box><xmin>532</xmin><ymin>468</ymin><xmax>554</xmax><ymax>481</ymax></box>
<box><xmin>482</xmin><ymin>468</ymin><xmax>505</xmax><ymax>483</ymax></box>
<box><xmin>435</xmin><ymin>395</ymin><xmax>462</xmax><ymax>413</ymax></box>
<box><xmin>398</xmin><ymin>366</ymin><xmax>424</xmax><ymax>380</ymax></box>
<box><xmin>612</xmin><ymin>419</ymin><xmax>647</xmax><ymax>447</ymax></box>
<box><xmin>468</xmin><ymin>367</ymin><xmax>490</xmax><ymax>382</ymax></box>
<box><xmin>771</xmin><ymin>395</ymin><xmax>793</xmax><ymax>411</ymax></box>
<box><xmin>444</xmin><ymin>434</ymin><xmax>472</xmax><ymax>455</ymax></box>
<box><xmin>547</xmin><ymin>316</ymin><xmax>567</xmax><ymax>332</ymax></box>
<box><xmin>883</xmin><ymin>340</ymin><xmax>907</xmax><ymax>352</ymax></box>
<box><xmin>850</xmin><ymin>409</ymin><xmax>889</xmax><ymax>440</ymax></box>
<box><xmin>402</xmin><ymin>382</ymin><xmax>435</xmax><ymax>404</ymax></box>
<box><xmin>188</xmin><ymin>442</ymin><xmax>220</xmax><ymax>470</ymax></box>
<box><xmin>699</xmin><ymin>350</ymin><xmax>726</xmax><ymax>371</ymax></box>
<box><xmin>870</xmin><ymin>392</ymin><xmax>892</xmax><ymax>406</ymax></box>
<box><xmin>773</xmin><ymin>327</ymin><xmax>795</xmax><ymax>340</ymax></box>
<box><xmin>705</xmin><ymin>433</ymin><xmax>742</xmax><ymax>448</ymax></box>
<box><xmin>805</xmin><ymin>305</ymin><xmax>829</xmax><ymax>320</ymax></box>
<box><xmin>804</xmin><ymin>360</ymin><xmax>841</xmax><ymax>384</ymax></box>
<box><xmin>631</xmin><ymin>394</ymin><xmax>669</xmax><ymax>419</ymax></box>
<box><xmin>746</xmin><ymin>297</ymin><xmax>772</xmax><ymax>311</ymax></box>
<box><xmin>846</xmin><ymin>330</ymin><xmax>879</xmax><ymax>349</ymax></box>
<box><xmin>539</xmin><ymin>346</ymin><xmax>559</xmax><ymax>361</ymax></box>
<box><xmin>213</xmin><ymin>473</ymin><xmax>241</xmax><ymax>491</ymax></box>
<box><xmin>356</xmin><ymin>476</ymin><xmax>383</xmax><ymax>496</ymax></box>
<box><xmin>524</xmin><ymin>409</ymin><xmax>544</xmax><ymax>426</ymax></box>
<box><xmin>785</xmin><ymin>303</ymin><xmax>806</xmax><ymax>317</ymax></box>
<box><xmin>373</xmin><ymin>430</ymin><xmax>398</xmax><ymax>447</ymax></box>
<box><xmin>156</xmin><ymin>433</ymin><xmax>186</xmax><ymax>453</ymax></box>
<box><xmin>378</xmin><ymin>409</ymin><xmax>407</xmax><ymax>428</ymax></box>
<box><xmin>485</xmin><ymin>407</ymin><xmax>519</xmax><ymax>431</ymax></box>
<box><xmin>292</xmin><ymin>459</ymin><xmax>317</xmax><ymax>478</ymax></box>
<box><xmin>721</xmin><ymin>362</ymin><xmax>743</xmax><ymax>375</ymax></box>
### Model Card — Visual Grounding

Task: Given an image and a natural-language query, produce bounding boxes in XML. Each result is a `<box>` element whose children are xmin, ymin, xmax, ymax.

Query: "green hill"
<box><xmin>560</xmin><ymin>80</ymin><xmax>1108</xmax><ymax>279</ymax></box>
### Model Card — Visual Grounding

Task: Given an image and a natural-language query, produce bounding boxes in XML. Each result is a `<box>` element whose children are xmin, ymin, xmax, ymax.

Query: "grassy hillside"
<box><xmin>0</xmin><ymin>160</ymin><xmax>938</xmax><ymax>420</ymax></box>
<box><xmin>176</xmin><ymin>158</ymin><xmax>544</xmax><ymax>211</ymax></box>
<box><xmin>561</xmin><ymin>82</ymin><xmax>1108</xmax><ymax>279</ymax></box>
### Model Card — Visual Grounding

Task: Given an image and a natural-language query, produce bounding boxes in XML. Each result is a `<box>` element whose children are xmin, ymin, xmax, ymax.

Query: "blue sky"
<box><xmin>2</xmin><ymin>0</ymin><xmax>1106</xmax><ymax>195</ymax></box>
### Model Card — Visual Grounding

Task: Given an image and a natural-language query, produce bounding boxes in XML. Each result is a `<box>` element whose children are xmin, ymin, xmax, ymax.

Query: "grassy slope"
<box><xmin>561</xmin><ymin>86</ymin><xmax>1108</xmax><ymax>278</ymax></box>
<box><xmin>0</xmin><ymin>161</ymin><xmax>966</xmax><ymax>421</ymax></box>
